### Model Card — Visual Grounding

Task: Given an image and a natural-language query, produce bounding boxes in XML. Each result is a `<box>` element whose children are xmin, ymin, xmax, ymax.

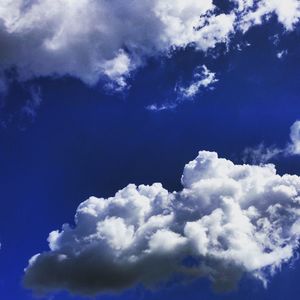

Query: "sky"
<box><xmin>2</xmin><ymin>1</ymin><xmax>300</xmax><ymax>300</ymax></box>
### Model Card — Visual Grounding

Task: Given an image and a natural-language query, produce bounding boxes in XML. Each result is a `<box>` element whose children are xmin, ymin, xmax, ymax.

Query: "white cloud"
<box><xmin>146</xmin><ymin>65</ymin><xmax>217</xmax><ymax>111</ymax></box>
<box><xmin>0</xmin><ymin>0</ymin><xmax>222</xmax><ymax>90</ymax></box>
<box><xmin>236</xmin><ymin>0</ymin><xmax>300</xmax><ymax>32</ymax></box>
<box><xmin>146</xmin><ymin>103</ymin><xmax>177</xmax><ymax>112</ymax></box>
<box><xmin>277</xmin><ymin>49</ymin><xmax>288</xmax><ymax>59</ymax></box>
<box><xmin>24</xmin><ymin>150</ymin><xmax>300</xmax><ymax>296</ymax></box>
<box><xmin>288</xmin><ymin>120</ymin><xmax>300</xmax><ymax>154</ymax></box>
<box><xmin>0</xmin><ymin>0</ymin><xmax>299</xmax><ymax>91</ymax></box>
<box><xmin>177</xmin><ymin>65</ymin><xmax>218</xmax><ymax>99</ymax></box>
<box><xmin>102</xmin><ymin>50</ymin><xmax>132</xmax><ymax>90</ymax></box>
<box><xmin>243</xmin><ymin>120</ymin><xmax>300</xmax><ymax>163</ymax></box>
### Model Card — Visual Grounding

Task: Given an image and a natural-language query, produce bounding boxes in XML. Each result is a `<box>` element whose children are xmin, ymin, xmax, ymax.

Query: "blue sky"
<box><xmin>2</xmin><ymin>1</ymin><xmax>300</xmax><ymax>300</ymax></box>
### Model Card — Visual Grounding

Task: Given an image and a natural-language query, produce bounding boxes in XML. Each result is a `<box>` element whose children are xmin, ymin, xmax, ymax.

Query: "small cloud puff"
<box><xmin>177</xmin><ymin>65</ymin><xmax>218</xmax><ymax>99</ymax></box>
<box><xmin>277</xmin><ymin>50</ymin><xmax>288</xmax><ymax>59</ymax></box>
<box><xmin>24</xmin><ymin>150</ymin><xmax>300</xmax><ymax>296</ymax></box>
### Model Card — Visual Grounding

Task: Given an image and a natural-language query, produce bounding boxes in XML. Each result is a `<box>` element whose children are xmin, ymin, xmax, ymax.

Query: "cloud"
<box><xmin>102</xmin><ymin>50</ymin><xmax>132</xmax><ymax>91</ymax></box>
<box><xmin>0</xmin><ymin>0</ymin><xmax>229</xmax><ymax>90</ymax></box>
<box><xmin>146</xmin><ymin>65</ymin><xmax>217</xmax><ymax>111</ymax></box>
<box><xmin>236</xmin><ymin>0</ymin><xmax>300</xmax><ymax>31</ymax></box>
<box><xmin>24</xmin><ymin>150</ymin><xmax>300</xmax><ymax>296</ymax></box>
<box><xmin>0</xmin><ymin>0</ymin><xmax>299</xmax><ymax>91</ymax></box>
<box><xmin>146</xmin><ymin>102</ymin><xmax>177</xmax><ymax>112</ymax></box>
<box><xmin>176</xmin><ymin>65</ymin><xmax>218</xmax><ymax>99</ymax></box>
<box><xmin>243</xmin><ymin>143</ymin><xmax>284</xmax><ymax>164</ymax></box>
<box><xmin>277</xmin><ymin>49</ymin><xmax>288</xmax><ymax>59</ymax></box>
<box><xmin>243</xmin><ymin>120</ymin><xmax>300</xmax><ymax>163</ymax></box>
<box><xmin>20</xmin><ymin>86</ymin><xmax>42</xmax><ymax>120</ymax></box>
<box><xmin>288</xmin><ymin>120</ymin><xmax>300</xmax><ymax>154</ymax></box>
<box><xmin>0</xmin><ymin>83</ymin><xmax>42</xmax><ymax>129</ymax></box>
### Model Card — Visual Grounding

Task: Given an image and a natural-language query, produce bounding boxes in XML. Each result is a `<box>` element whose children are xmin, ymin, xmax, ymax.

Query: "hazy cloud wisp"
<box><xmin>243</xmin><ymin>120</ymin><xmax>300</xmax><ymax>164</ymax></box>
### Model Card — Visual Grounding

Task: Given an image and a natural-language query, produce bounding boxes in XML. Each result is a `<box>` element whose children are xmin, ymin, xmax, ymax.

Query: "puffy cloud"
<box><xmin>234</xmin><ymin>0</ymin><xmax>300</xmax><ymax>31</ymax></box>
<box><xmin>243</xmin><ymin>120</ymin><xmax>300</xmax><ymax>163</ymax></box>
<box><xmin>102</xmin><ymin>50</ymin><xmax>132</xmax><ymax>91</ymax></box>
<box><xmin>0</xmin><ymin>0</ymin><xmax>225</xmax><ymax>89</ymax></box>
<box><xmin>24</xmin><ymin>150</ymin><xmax>300</xmax><ymax>296</ymax></box>
<box><xmin>0</xmin><ymin>0</ymin><xmax>299</xmax><ymax>91</ymax></box>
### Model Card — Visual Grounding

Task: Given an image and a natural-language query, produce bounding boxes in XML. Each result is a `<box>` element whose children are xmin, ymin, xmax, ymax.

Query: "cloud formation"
<box><xmin>177</xmin><ymin>65</ymin><xmax>218</xmax><ymax>99</ymax></box>
<box><xmin>243</xmin><ymin>120</ymin><xmax>300</xmax><ymax>163</ymax></box>
<box><xmin>146</xmin><ymin>65</ymin><xmax>217</xmax><ymax>111</ymax></box>
<box><xmin>0</xmin><ymin>0</ymin><xmax>300</xmax><ymax>91</ymax></box>
<box><xmin>24</xmin><ymin>150</ymin><xmax>300</xmax><ymax>296</ymax></box>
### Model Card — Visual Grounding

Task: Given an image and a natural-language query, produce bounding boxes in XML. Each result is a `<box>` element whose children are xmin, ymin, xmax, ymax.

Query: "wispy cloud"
<box><xmin>243</xmin><ymin>120</ymin><xmax>300</xmax><ymax>164</ymax></box>
<box><xmin>176</xmin><ymin>65</ymin><xmax>218</xmax><ymax>99</ymax></box>
<box><xmin>0</xmin><ymin>83</ymin><xmax>43</xmax><ymax>129</ymax></box>
<box><xmin>21</xmin><ymin>86</ymin><xmax>42</xmax><ymax>120</ymax></box>
<box><xmin>146</xmin><ymin>102</ymin><xmax>177</xmax><ymax>112</ymax></box>
<box><xmin>146</xmin><ymin>65</ymin><xmax>217</xmax><ymax>111</ymax></box>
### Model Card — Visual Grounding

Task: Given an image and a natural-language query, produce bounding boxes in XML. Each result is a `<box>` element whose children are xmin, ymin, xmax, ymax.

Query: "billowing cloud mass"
<box><xmin>24</xmin><ymin>150</ymin><xmax>300</xmax><ymax>296</ymax></box>
<box><xmin>243</xmin><ymin>120</ymin><xmax>300</xmax><ymax>163</ymax></box>
<box><xmin>1</xmin><ymin>0</ymin><xmax>300</xmax><ymax>90</ymax></box>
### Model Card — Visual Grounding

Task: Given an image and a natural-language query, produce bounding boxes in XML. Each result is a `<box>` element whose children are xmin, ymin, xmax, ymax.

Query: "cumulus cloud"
<box><xmin>0</xmin><ymin>0</ymin><xmax>299</xmax><ymax>91</ymax></box>
<box><xmin>243</xmin><ymin>120</ymin><xmax>300</xmax><ymax>163</ymax></box>
<box><xmin>24</xmin><ymin>150</ymin><xmax>300</xmax><ymax>296</ymax></box>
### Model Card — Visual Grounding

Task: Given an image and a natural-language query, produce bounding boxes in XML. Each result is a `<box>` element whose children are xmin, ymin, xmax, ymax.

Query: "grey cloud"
<box><xmin>0</xmin><ymin>0</ymin><xmax>299</xmax><ymax>91</ymax></box>
<box><xmin>24</xmin><ymin>150</ymin><xmax>300</xmax><ymax>296</ymax></box>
